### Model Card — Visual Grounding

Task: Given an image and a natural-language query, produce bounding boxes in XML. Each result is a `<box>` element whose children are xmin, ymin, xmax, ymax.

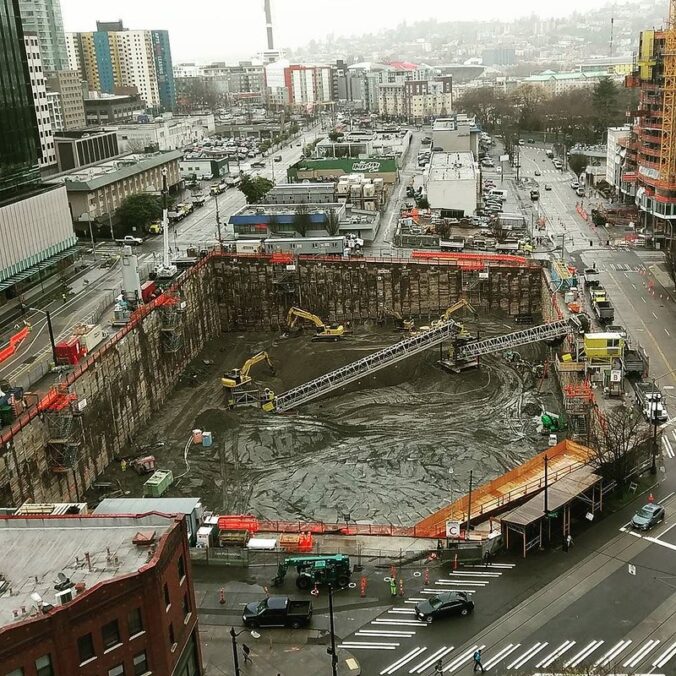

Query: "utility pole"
<box><xmin>215</xmin><ymin>193</ymin><xmax>223</xmax><ymax>251</ymax></box>
<box><xmin>651</xmin><ymin>377</ymin><xmax>659</xmax><ymax>474</ymax></box>
<box><xmin>327</xmin><ymin>585</ymin><xmax>339</xmax><ymax>676</ymax></box>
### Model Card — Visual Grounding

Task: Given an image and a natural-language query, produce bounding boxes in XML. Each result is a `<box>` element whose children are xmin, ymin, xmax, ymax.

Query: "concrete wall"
<box><xmin>0</xmin><ymin>255</ymin><xmax>542</xmax><ymax>506</ymax></box>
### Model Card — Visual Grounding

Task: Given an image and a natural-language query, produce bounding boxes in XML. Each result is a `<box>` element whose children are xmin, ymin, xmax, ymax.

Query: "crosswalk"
<box><xmin>376</xmin><ymin>637</ymin><xmax>676</xmax><ymax>673</ymax></box>
<box><xmin>600</xmin><ymin>262</ymin><xmax>646</xmax><ymax>273</ymax></box>
<box><xmin>663</xmin><ymin>428</ymin><xmax>676</xmax><ymax>459</ymax></box>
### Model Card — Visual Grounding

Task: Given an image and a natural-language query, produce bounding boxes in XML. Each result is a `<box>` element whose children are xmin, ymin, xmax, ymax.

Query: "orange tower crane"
<box><xmin>659</xmin><ymin>0</ymin><xmax>676</xmax><ymax>184</ymax></box>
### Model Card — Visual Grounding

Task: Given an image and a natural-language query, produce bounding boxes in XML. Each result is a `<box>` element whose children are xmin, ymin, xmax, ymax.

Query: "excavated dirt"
<box><xmin>90</xmin><ymin>317</ymin><xmax>562</xmax><ymax>525</ymax></box>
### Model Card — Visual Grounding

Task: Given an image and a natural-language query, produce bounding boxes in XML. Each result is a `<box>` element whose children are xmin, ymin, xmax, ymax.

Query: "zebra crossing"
<box><xmin>339</xmin><ymin>564</ymin><xmax>514</xmax><ymax>654</ymax></box>
<box><xmin>376</xmin><ymin>637</ymin><xmax>676</xmax><ymax>673</ymax></box>
<box><xmin>601</xmin><ymin>262</ymin><xmax>646</xmax><ymax>273</ymax></box>
<box><xmin>663</xmin><ymin>428</ymin><xmax>676</xmax><ymax>459</ymax></box>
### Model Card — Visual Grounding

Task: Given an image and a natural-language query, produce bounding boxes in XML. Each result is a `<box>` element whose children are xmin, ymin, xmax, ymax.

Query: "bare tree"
<box><xmin>293</xmin><ymin>205</ymin><xmax>312</xmax><ymax>237</ymax></box>
<box><xmin>325</xmin><ymin>208</ymin><xmax>341</xmax><ymax>236</ymax></box>
<box><xmin>589</xmin><ymin>404</ymin><xmax>651</xmax><ymax>486</ymax></box>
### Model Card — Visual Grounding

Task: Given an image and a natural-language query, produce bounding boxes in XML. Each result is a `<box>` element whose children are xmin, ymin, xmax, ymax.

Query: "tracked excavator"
<box><xmin>285</xmin><ymin>307</ymin><xmax>345</xmax><ymax>341</ymax></box>
<box><xmin>381</xmin><ymin>308</ymin><xmax>415</xmax><ymax>332</ymax></box>
<box><xmin>222</xmin><ymin>351</ymin><xmax>275</xmax><ymax>389</ymax></box>
<box><xmin>433</xmin><ymin>298</ymin><xmax>478</xmax><ymax>326</ymax></box>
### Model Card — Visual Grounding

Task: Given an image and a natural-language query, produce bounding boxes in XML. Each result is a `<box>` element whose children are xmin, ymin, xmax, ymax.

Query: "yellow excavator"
<box><xmin>222</xmin><ymin>351</ymin><xmax>275</xmax><ymax>389</ymax></box>
<box><xmin>382</xmin><ymin>308</ymin><xmax>415</xmax><ymax>332</ymax></box>
<box><xmin>439</xmin><ymin>298</ymin><xmax>477</xmax><ymax>323</ymax></box>
<box><xmin>286</xmin><ymin>307</ymin><xmax>345</xmax><ymax>341</ymax></box>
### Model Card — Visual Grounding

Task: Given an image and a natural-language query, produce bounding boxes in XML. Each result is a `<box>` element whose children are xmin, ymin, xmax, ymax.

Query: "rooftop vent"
<box><xmin>132</xmin><ymin>530</ymin><xmax>157</xmax><ymax>546</ymax></box>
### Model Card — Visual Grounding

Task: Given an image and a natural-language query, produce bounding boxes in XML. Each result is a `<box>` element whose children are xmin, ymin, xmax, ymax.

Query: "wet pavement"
<box><xmin>89</xmin><ymin>318</ymin><xmax>561</xmax><ymax>525</ymax></box>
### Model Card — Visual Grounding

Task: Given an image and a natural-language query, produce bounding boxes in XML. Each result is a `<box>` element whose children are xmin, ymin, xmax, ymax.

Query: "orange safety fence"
<box><xmin>0</xmin><ymin>325</ymin><xmax>30</xmax><ymax>365</ymax></box>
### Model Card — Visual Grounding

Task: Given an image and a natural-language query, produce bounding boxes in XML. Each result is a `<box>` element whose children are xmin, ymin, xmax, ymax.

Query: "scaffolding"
<box><xmin>43</xmin><ymin>385</ymin><xmax>82</xmax><ymax>473</ymax></box>
<box><xmin>563</xmin><ymin>382</ymin><xmax>595</xmax><ymax>440</ymax></box>
<box><xmin>159</xmin><ymin>295</ymin><xmax>185</xmax><ymax>353</ymax></box>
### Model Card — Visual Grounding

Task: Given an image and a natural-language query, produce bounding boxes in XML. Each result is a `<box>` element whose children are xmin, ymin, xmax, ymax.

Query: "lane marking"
<box><xmin>446</xmin><ymin>572</ymin><xmax>502</xmax><ymax>577</ymax></box>
<box><xmin>653</xmin><ymin>312</ymin><xmax>659</xmax><ymax>320</ymax></box>
<box><xmin>564</xmin><ymin>640</ymin><xmax>603</xmax><ymax>668</ymax></box>
<box><xmin>388</xmin><ymin>609</ymin><xmax>417</xmax><ymax>614</ymax></box>
<box><xmin>672</xmin><ymin>429</ymin><xmax>676</xmax><ymax>444</ymax></box>
<box><xmin>623</xmin><ymin>639</ymin><xmax>660</xmax><ymax>668</ymax></box>
<box><xmin>664</xmin><ymin>436</ymin><xmax>675</xmax><ymax>459</ymax></box>
<box><xmin>537</xmin><ymin>640</ymin><xmax>575</xmax><ymax>668</ymax></box>
<box><xmin>420</xmin><ymin>589</ymin><xmax>476</xmax><ymax>594</ymax></box>
<box><xmin>443</xmin><ymin>644</ymin><xmax>485</xmax><ymax>673</ymax></box>
<box><xmin>507</xmin><ymin>642</ymin><xmax>546</xmax><ymax>670</ymax></box>
<box><xmin>410</xmin><ymin>646</ymin><xmax>454</xmax><ymax>674</ymax></box>
<box><xmin>666</xmin><ymin>328</ymin><xmax>671</xmax><ymax>337</ymax></box>
<box><xmin>482</xmin><ymin>643</ymin><xmax>520</xmax><ymax>670</ymax></box>
<box><xmin>434</xmin><ymin>581</ymin><xmax>489</xmax><ymax>586</ymax></box>
<box><xmin>642</xmin><ymin>297</ymin><xmax>647</xmax><ymax>303</ymax></box>
<box><xmin>380</xmin><ymin>647</ymin><xmax>427</xmax><ymax>675</ymax></box>
<box><xmin>595</xmin><ymin>639</ymin><xmax>632</xmax><ymax>666</ymax></box>
<box><xmin>372</xmin><ymin>620</ymin><xmax>427</xmax><ymax>627</ymax></box>
<box><xmin>357</xmin><ymin>630</ymin><xmax>416</xmax><ymax>637</ymax></box>
<box><xmin>339</xmin><ymin>641</ymin><xmax>400</xmax><ymax>649</ymax></box>
<box><xmin>652</xmin><ymin>641</ymin><xmax>676</xmax><ymax>669</ymax></box>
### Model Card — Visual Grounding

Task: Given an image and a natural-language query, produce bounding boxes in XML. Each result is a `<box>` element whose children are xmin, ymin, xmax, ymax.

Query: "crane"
<box><xmin>286</xmin><ymin>307</ymin><xmax>345</xmax><ymax>340</ymax></box>
<box><xmin>222</xmin><ymin>351</ymin><xmax>275</xmax><ymax>389</ymax></box>
<box><xmin>660</xmin><ymin>0</ymin><xmax>676</xmax><ymax>186</ymax></box>
<box><xmin>381</xmin><ymin>308</ymin><xmax>415</xmax><ymax>332</ymax></box>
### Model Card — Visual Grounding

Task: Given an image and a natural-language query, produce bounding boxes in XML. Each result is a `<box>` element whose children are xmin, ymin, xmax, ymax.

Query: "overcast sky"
<box><xmin>60</xmin><ymin>0</ymin><xmax>626</xmax><ymax>63</ymax></box>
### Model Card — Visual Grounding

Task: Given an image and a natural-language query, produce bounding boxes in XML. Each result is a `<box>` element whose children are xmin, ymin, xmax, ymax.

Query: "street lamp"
<box><xmin>648</xmin><ymin>368</ymin><xmax>676</xmax><ymax>474</ymax></box>
<box><xmin>25</xmin><ymin>306</ymin><xmax>58</xmax><ymax>366</ymax></box>
<box><xmin>229</xmin><ymin>627</ymin><xmax>260</xmax><ymax>676</ymax></box>
<box><xmin>327</xmin><ymin>584</ymin><xmax>339</xmax><ymax>676</ymax></box>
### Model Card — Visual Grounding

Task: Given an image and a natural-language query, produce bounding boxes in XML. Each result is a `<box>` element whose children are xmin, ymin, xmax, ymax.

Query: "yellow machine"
<box><xmin>382</xmin><ymin>308</ymin><xmax>415</xmax><ymax>332</ymax></box>
<box><xmin>222</xmin><ymin>351</ymin><xmax>275</xmax><ymax>389</ymax></box>
<box><xmin>431</xmin><ymin>299</ymin><xmax>478</xmax><ymax>329</ymax></box>
<box><xmin>583</xmin><ymin>333</ymin><xmax>625</xmax><ymax>361</ymax></box>
<box><xmin>260</xmin><ymin>388</ymin><xmax>276</xmax><ymax>412</ymax></box>
<box><xmin>286</xmin><ymin>307</ymin><xmax>345</xmax><ymax>340</ymax></box>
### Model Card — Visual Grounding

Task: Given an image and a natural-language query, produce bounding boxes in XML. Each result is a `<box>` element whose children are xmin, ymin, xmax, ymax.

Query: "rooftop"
<box><xmin>48</xmin><ymin>150</ymin><xmax>183</xmax><ymax>191</ymax></box>
<box><xmin>428</xmin><ymin>152</ymin><xmax>477</xmax><ymax>181</ymax></box>
<box><xmin>232</xmin><ymin>202</ymin><xmax>345</xmax><ymax>217</ymax></box>
<box><xmin>0</xmin><ymin>514</ymin><xmax>177</xmax><ymax>629</ymax></box>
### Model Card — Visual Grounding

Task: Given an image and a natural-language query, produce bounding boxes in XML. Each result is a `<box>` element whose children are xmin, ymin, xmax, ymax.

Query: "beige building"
<box><xmin>46</xmin><ymin>70</ymin><xmax>86</xmax><ymax>130</ymax></box>
<box><xmin>47</xmin><ymin>150</ymin><xmax>181</xmax><ymax>231</ymax></box>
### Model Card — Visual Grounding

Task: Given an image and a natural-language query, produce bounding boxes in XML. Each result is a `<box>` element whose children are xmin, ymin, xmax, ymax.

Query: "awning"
<box><xmin>0</xmin><ymin>246</ymin><xmax>79</xmax><ymax>292</ymax></box>
<box><xmin>500</xmin><ymin>467</ymin><xmax>601</xmax><ymax>527</ymax></box>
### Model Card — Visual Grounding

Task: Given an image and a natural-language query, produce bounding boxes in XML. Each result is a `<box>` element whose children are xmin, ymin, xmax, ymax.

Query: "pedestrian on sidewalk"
<box><xmin>483</xmin><ymin>551</ymin><xmax>490</xmax><ymax>568</ymax></box>
<box><xmin>61</xmin><ymin>293</ymin><xmax>67</xmax><ymax>304</ymax></box>
<box><xmin>242</xmin><ymin>644</ymin><xmax>252</xmax><ymax>664</ymax></box>
<box><xmin>473</xmin><ymin>649</ymin><xmax>485</xmax><ymax>673</ymax></box>
<box><xmin>566</xmin><ymin>534</ymin><xmax>573</xmax><ymax>551</ymax></box>
<box><xmin>434</xmin><ymin>658</ymin><xmax>443</xmax><ymax>674</ymax></box>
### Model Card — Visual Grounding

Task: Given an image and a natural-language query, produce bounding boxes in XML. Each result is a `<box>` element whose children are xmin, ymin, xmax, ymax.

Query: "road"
<box><xmin>0</xmin><ymin>125</ymin><xmax>322</xmax><ymax>387</ymax></box>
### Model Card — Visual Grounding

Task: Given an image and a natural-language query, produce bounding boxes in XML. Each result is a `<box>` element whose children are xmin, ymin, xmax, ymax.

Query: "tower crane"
<box><xmin>659</xmin><ymin>0</ymin><xmax>676</xmax><ymax>186</ymax></box>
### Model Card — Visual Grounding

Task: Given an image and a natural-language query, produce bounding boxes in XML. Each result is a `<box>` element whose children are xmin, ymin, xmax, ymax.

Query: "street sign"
<box><xmin>500</xmin><ymin>154</ymin><xmax>509</xmax><ymax>162</ymax></box>
<box><xmin>445</xmin><ymin>520</ymin><xmax>461</xmax><ymax>538</ymax></box>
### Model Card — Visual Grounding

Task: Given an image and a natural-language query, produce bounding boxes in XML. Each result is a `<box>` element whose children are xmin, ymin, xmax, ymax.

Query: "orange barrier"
<box><xmin>411</xmin><ymin>251</ymin><xmax>530</xmax><ymax>266</ymax></box>
<box><xmin>0</xmin><ymin>324</ymin><xmax>30</xmax><ymax>365</ymax></box>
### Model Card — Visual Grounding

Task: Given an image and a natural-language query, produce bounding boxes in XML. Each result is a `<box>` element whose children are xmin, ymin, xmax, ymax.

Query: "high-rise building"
<box><xmin>17</xmin><ymin>0</ymin><xmax>68</xmax><ymax>71</ymax></box>
<box><xmin>46</xmin><ymin>69</ymin><xmax>85</xmax><ymax>130</ymax></box>
<box><xmin>24</xmin><ymin>31</ymin><xmax>56</xmax><ymax>169</ymax></box>
<box><xmin>0</xmin><ymin>0</ymin><xmax>41</xmax><ymax>200</ymax></box>
<box><xmin>67</xmin><ymin>21</ymin><xmax>176</xmax><ymax>111</ymax></box>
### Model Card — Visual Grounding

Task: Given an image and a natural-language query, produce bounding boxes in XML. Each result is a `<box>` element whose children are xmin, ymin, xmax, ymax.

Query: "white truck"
<box><xmin>634</xmin><ymin>381</ymin><xmax>669</xmax><ymax>423</ymax></box>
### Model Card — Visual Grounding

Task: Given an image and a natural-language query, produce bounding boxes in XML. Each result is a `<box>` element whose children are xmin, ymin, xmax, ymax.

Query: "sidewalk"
<box><xmin>200</xmin><ymin>625</ymin><xmax>360</xmax><ymax>676</ymax></box>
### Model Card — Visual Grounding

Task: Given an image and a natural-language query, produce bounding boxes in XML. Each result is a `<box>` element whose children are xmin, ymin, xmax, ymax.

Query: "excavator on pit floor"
<box><xmin>271</xmin><ymin>554</ymin><xmax>352</xmax><ymax>590</ymax></box>
<box><xmin>436</xmin><ymin>298</ymin><xmax>478</xmax><ymax>325</ymax></box>
<box><xmin>222</xmin><ymin>351</ymin><xmax>275</xmax><ymax>389</ymax></box>
<box><xmin>381</xmin><ymin>307</ymin><xmax>415</xmax><ymax>332</ymax></box>
<box><xmin>285</xmin><ymin>307</ymin><xmax>345</xmax><ymax>341</ymax></box>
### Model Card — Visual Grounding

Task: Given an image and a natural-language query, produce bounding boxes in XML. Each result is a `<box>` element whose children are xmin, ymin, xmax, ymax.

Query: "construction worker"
<box><xmin>61</xmin><ymin>293</ymin><xmax>67</xmax><ymax>304</ymax></box>
<box><xmin>389</xmin><ymin>577</ymin><xmax>397</xmax><ymax>597</ymax></box>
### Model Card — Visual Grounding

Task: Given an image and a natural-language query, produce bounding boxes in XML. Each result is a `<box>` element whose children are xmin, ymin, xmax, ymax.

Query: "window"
<box><xmin>128</xmin><ymin>607</ymin><xmax>144</xmax><ymax>636</ymax></box>
<box><xmin>78</xmin><ymin>633</ymin><xmax>96</xmax><ymax>662</ymax></box>
<box><xmin>133</xmin><ymin>651</ymin><xmax>149</xmax><ymax>676</ymax></box>
<box><xmin>183</xmin><ymin>592</ymin><xmax>191</xmax><ymax>617</ymax></box>
<box><xmin>6</xmin><ymin>669</ymin><xmax>24</xmax><ymax>676</ymax></box>
<box><xmin>164</xmin><ymin>582</ymin><xmax>171</xmax><ymax>607</ymax></box>
<box><xmin>102</xmin><ymin>619</ymin><xmax>121</xmax><ymax>649</ymax></box>
<box><xmin>169</xmin><ymin>622</ymin><xmax>175</xmax><ymax>646</ymax></box>
<box><xmin>108</xmin><ymin>666</ymin><xmax>125</xmax><ymax>676</ymax></box>
<box><xmin>35</xmin><ymin>655</ymin><xmax>53</xmax><ymax>676</ymax></box>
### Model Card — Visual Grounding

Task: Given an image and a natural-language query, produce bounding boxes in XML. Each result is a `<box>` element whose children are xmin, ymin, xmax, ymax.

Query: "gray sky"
<box><xmin>60</xmin><ymin>0</ymin><xmax>622</xmax><ymax>63</ymax></box>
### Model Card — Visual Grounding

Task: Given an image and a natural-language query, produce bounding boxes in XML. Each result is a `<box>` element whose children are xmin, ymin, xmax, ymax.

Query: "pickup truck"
<box><xmin>242</xmin><ymin>596</ymin><xmax>312</xmax><ymax>629</ymax></box>
<box><xmin>634</xmin><ymin>381</ymin><xmax>669</xmax><ymax>423</ymax></box>
<box><xmin>116</xmin><ymin>235</ymin><xmax>143</xmax><ymax>246</ymax></box>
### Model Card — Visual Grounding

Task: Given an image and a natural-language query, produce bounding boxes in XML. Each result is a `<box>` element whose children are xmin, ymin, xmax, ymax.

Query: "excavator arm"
<box><xmin>240</xmin><ymin>351</ymin><xmax>274</xmax><ymax>379</ymax></box>
<box><xmin>287</xmin><ymin>307</ymin><xmax>326</xmax><ymax>330</ymax></box>
<box><xmin>441</xmin><ymin>299</ymin><xmax>477</xmax><ymax>322</ymax></box>
<box><xmin>222</xmin><ymin>351</ymin><xmax>275</xmax><ymax>388</ymax></box>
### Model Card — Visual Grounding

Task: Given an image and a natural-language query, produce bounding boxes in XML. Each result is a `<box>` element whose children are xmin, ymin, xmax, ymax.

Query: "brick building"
<box><xmin>0</xmin><ymin>512</ymin><xmax>202</xmax><ymax>676</ymax></box>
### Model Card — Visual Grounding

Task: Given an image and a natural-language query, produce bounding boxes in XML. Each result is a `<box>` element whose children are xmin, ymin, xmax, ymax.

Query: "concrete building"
<box><xmin>481</xmin><ymin>46</ymin><xmax>516</xmax><ymax>66</ymax></box>
<box><xmin>18</xmin><ymin>0</ymin><xmax>68</xmax><ymax>71</ymax></box>
<box><xmin>522</xmin><ymin>70</ymin><xmax>619</xmax><ymax>96</ymax></box>
<box><xmin>265</xmin><ymin>182</ymin><xmax>336</xmax><ymax>205</ymax></box>
<box><xmin>265</xmin><ymin>60</ymin><xmax>334</xmax><ymax>109</ymax></box>
<box><xmin>114</xmin><ymin>113</ymin><xmax>215</xmax><ymax>152</ymax></box>
<box><xmin>54</xmin><ymin>129</ymin><xmax>120</xmax><ymax>172</ymax></box>
<box><xmin>46</xmin><ymin>90</ymin><xmax>63</xmax><ymax>131</ymax></box>
<box><xmin>377</xmin><ymin>77</ymin><xmax>453</xmax><ymax>120</ymax></box>
<box><xmin>577</xmin><ymin>56</ymin><xmax>634</xmax><ymax>76</ymax></box>
<box><xmin>47</xmin><ymin>150</ymin><xmax>181</xmax><ymax>235</ymax></box>
<box><xmin>24</xmin><ymin>32</ymin><xmax>56</xmax><ymax>169</ymax></box>
<box><xmin>606</xmin><ymin>125</ymin><xmax>631</xmax><ymax>187</ymax></box>
<box><xmin>0</xmin><ymin>183</ymin><xmax>77</xmax><ymax>293</ymax></box>
<box><xmin>315</xmin><ymin>129</ymin><xmax>412</xmax><ymax>166</ymax></box>
<box><xmin>67</xmin><ymin>22</ymin><xmax>176</xmax><ymax>111</ymax></box>
<box><xmin>424</xmin><ymin>151</ymin><xmax>478</xmax><ymax>217</ymax></box>
<box><xmin>0</xmin><ymin>512</ymin><xmax>203</xmax><ymax>676</ymax></box>
<box><xmin>432</xmin><ymin>116</ymin><xmax>480</xmax><ymax>157</ymax></box>
<box><xmin>83</xmin><ymin>92</ymin><xmax>144</xmax><ymax>125</ymax></box>
<box><xmin>45</xmin><ymin>69</ymin><xmax>86</xmax><ymax>130</ymax></box>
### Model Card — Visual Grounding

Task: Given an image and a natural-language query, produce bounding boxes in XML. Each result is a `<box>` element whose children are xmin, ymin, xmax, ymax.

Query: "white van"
<box><xmin>488</xmin><ymin>189</ymin><xmax>507</xmax><ymax>201</ymax></box>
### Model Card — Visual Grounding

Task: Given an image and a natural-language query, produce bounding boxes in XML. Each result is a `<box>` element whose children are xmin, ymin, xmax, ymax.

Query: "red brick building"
<box><xmin>0</xmin><ymin>513</ymin><xmax>202</xmax><ymax>676</ymax></box>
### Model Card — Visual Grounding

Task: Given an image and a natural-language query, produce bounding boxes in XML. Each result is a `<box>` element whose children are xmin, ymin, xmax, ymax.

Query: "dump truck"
<box><xmin>634</xmin><ymin>381</ymin><xmax>669</xmax><ymax>423</ymax></box>
<box><xmin>583</xmin><ymin>268</ymin><xmax>600</xmax><ymax>288</ymax></box>
<box><xmin>242</xmin><ymin>596</ymin><xmax>312</xmax><ymax>629</ymax></box>
<box><xmin>271</xmin><ymin>554</ymin><xmax>351</xmax><ymax>590</ymax></box>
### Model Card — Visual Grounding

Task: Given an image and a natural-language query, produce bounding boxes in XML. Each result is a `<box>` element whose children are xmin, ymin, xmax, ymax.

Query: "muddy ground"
<box><xmin>89</xmin><ymin>316</ymin><xmax>562</xmax><ymax>525</ymax></box>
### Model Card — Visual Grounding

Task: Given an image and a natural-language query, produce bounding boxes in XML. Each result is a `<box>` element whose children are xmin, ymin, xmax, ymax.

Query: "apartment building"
<box><xmin>46</xmin><ymin>69</ymin><xmax>86</xmax><ymax>130</ymax></box>
<box><xmin>377</xmin><ymin>77</ymin><xmax>453</xmax><ymax>120</ymax></box>
<box><xmin>18</xmin><ymin>0</ymin><xmax>68</xmax><ymax>71</ymax></box>
<box><xmin>265</xmin><ymin>60</ymin><xmax>334</xmax><ymax>109</ymax></box>
<box><xmin>522</xmin><ymin>70</ymin><xmax>619</xmax><ymax>96</ymax></box>
<box><xmin>24</xmin><ymin>32</ymin><xmax>56</xmax><ymax>169</ymax></box>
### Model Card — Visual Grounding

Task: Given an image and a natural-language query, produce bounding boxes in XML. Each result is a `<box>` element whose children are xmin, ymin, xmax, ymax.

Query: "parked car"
<box><xmin>534</xmin><ymin>169</ymin><xmax>541</xmax><ymax>176</ymax></box>
<box><xmin>251</xmin><ymin>161</ymin><xmax>266</xmax><ymax>168</ymax></box>
<box><xmin>576</xmin><ymin>187</ymin><xmax>585</xmax><ymax>197</ymax></box>
<box><xmin>415</xmin><ymin>592</ymin><xmax>474</xmax><ymax>623</ymax></box>
<box><xmin>274</xmin><ymin>155</ymin><xmax>282</xmax><ymax>162</ymax></box>
<box><xmin>571</xmin><ymin>181</ymin><xmax>580</xmax><ymax>189</ymax></box>
<box><xmin>545</xmin><ymin>184</ymin><xmax>552</xmax><ymax>191</ymax></box>
<box><xmin>631</xmin><ymin>503</ymin><xmax>665</xmax><ymax>531</ymax></box>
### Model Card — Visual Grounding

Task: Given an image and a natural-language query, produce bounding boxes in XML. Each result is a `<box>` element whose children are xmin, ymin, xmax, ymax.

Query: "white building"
<box><xmin>46</xmin><ymin>91</ymin><xmax>64</xmax><ymax>131</ymax></box>
<box><xmin>432</xmin><ymin>117</ymin><xmax>477</xmax><ymax>155</ymax></box>
<box><xmin>24</xmin><ymin>33</ymin><xmax>57</xmax><ymax>169</ymax></box>
<box><xmin>425</xmin><ymin>152</ymin><xmax>478</xmax><ymax>216</ymax></box>
<box><xmin>18</xmin><ymin>0</ymin><xmax>69</xmax><ymax>71</ymax></box>
<box><xmin>108</xmin><ymin>30</ymin><xmax>160</xmax><ymax>108</ymax></box>
<box><xmin>113</xmin><ymin>113</ymin><xmax>215</xmax><ymax>152</ymax></box>
<box><xmin>607</xmin><ymin>125</ymin><xmax>631</xmax><ymax>187</ymax></box>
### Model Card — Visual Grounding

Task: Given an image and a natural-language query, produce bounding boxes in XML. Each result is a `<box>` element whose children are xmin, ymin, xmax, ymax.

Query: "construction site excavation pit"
<box><xmin>94</xmin><ymin>315</ymin><xmax>561</xmax><ymax>525</ymax></box>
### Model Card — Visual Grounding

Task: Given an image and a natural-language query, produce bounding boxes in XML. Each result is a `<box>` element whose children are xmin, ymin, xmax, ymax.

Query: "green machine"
<box><xmin>271</xmin><ymin>554</ymin><xmax>351</xmax><ymax>590</ymax></box>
